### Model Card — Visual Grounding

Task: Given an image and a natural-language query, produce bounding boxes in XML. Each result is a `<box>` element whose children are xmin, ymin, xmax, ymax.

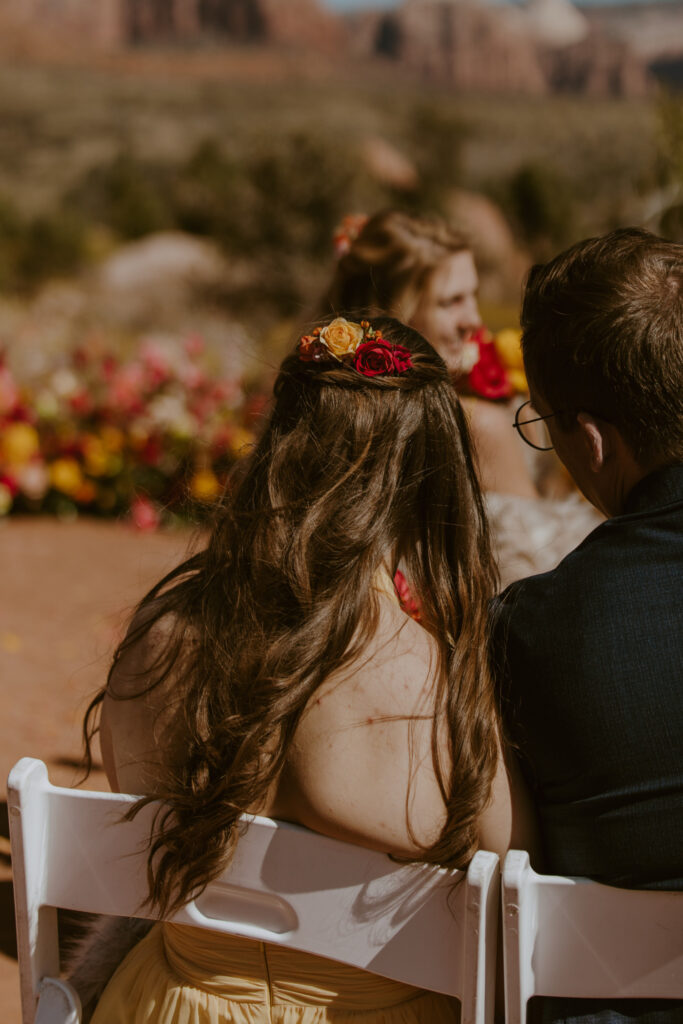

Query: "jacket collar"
<box><xmin>623</xmin><ymin>462</ymin><xmax>683</xmax><ymax>516</ymax></box>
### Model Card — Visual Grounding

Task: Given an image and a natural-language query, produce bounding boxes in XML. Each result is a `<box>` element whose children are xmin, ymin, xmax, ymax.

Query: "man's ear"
<box><xmin>577</xmin><ymin>413</ymin><xmax>610</xmax><ymax>473</ymax></box>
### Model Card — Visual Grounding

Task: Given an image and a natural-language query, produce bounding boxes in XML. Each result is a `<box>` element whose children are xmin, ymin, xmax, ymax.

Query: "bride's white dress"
<box><xmin>487</xmin><ymin>490</ymin><xmax>603</xmax><ymax>589</ymax></box>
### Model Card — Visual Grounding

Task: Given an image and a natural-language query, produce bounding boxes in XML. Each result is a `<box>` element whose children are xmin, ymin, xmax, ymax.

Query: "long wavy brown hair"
<box><xmin>83</xmin><ymin>316</ymin><xmax>499</xmax><ymax>918</ymax></box>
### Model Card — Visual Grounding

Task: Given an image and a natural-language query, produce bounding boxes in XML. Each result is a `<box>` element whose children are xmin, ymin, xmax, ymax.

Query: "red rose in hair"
<box><xmin>463</xmin><ymin>328</ymin><xmax>512</xmax><ymax>401</ymax></box>
<box><xmin>391</xmin><ymin>345</ymin><xmax>413</xmax><ymax>373</ymax></box>
<box><xmin>354</xmin><ymin>340</ymin><xmax>413</xmax><ymax>377</ymax></box>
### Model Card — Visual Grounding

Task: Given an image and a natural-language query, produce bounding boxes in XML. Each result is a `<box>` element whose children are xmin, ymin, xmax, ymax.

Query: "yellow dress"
<box><xmin>92</xmin><ymin>922</ymin><xmax>461</xmax><ymax>1023</ymax></box>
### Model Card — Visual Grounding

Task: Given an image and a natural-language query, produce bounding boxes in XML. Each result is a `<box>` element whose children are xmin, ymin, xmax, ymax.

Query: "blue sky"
<box><xmin>324</xmin><ymin>0</ymin><xmax>397</xmax><ymax>8</ymax></box>
<box><xmin>323</xmin><ymin>0</ymin><xmax>667</xmax><ymax>7</ymax></box>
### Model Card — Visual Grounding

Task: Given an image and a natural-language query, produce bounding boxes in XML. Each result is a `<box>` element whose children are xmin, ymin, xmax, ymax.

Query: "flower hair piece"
<box><xmin>298</xmin><ymin>318</ymin><xmax>413</xmax><ymax>378</ymax></box>
<box><xmin>332</xmin><ymin>213</ymin><xmax>369</xmax><ymax>258</ymax></box>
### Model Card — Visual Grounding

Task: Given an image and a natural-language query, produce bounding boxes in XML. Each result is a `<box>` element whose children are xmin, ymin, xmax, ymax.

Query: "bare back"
<box><xmin>100</xmin><ymin>586</ymin><xmax>535</xmax><ymax>866</ymax></box>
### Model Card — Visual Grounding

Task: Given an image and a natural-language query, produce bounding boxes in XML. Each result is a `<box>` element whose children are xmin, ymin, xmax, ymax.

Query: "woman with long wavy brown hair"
<box><xmin>83</xmin><ymin>315</ymin><xmax>533</xmax><ymax>1024</ymax></box>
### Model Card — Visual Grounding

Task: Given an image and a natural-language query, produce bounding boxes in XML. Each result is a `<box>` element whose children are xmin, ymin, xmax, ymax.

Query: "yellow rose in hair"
<box><xmin>319</xmin><ymin>318</ymin><xmax>364</xmax><ymax>359</ymax></box>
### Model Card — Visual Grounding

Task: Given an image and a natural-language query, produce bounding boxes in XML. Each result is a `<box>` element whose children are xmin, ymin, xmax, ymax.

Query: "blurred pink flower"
<box><xmin>0</xmin><ymin>366</ymin><xmax>20</xmax><ymax>416</ymax></box>
<box><xmin>131</xmin><ymin>495</ymin><xmax>160</xmax><ymax>532</ymax></box>
<box><xmin>179</xmin><ymin>363</ymin><xmax>205</xmax><ymax>391</ymax></box>
<box><xmin>140</xmin><ymin>339</ymin><xmax>172</xmax><ymax>387</ymax></box>
<box><xmin>184</xmin><ymin>334</ymin><xmax>205</xmax><ymax>358</ymax></box>
<box><xmin>101</xmin><ymin>355</ymin><xmax>118</xmax><ymax>381</ymax></box>
<box><xmin>109</xmin><ymin>364</ymin><xmax>147</xmax><ymax>415</ymax></box>
<box><xmin>17</xmin><ymin>461</ymin><xmax>50</xmax><ymax>501</ymax></box>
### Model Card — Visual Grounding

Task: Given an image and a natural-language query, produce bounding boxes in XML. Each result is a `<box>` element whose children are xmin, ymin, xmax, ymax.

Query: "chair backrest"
<box><xmin>502</xmin><ymin>849</ymin><xmax>683</xmax><ymax>1024</ymax></box>
<box><xmin>9</xmin><ymin>757</ymin><xmax>500</xmax><ymax>1024</ymax></box>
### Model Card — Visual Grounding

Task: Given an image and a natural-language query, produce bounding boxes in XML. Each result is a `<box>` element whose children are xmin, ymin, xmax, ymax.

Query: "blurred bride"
<box><xmin>321</xmin><ymin>210</ymin><xmax>602</xmax><ymax>586</ymax></box>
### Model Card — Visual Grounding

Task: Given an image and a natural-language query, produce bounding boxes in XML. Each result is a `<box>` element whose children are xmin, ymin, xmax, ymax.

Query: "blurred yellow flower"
<box><xmin>100</xmin><ymin>425</ymin><xmax>125</xmax><ymax>453</ymax></box>
<box><xmin>190</xmin><ymin>469</ymin><xmax>221</xmax><ymax>502</ymax></box>
<box><xmin>494</xmin><ymin>329</ymin><xmax>527</xmax><ymax>393</ymax></box>
<box><xmin>230</xmin><ymin>428</ymin><xmax>255</xmax><ymax>457</ymax></box>
<box><xmin>494</xmin><ymin>328</ymin><xmax>524</xmax><ymax>369</ymax></box>
<box><xmin>508</xmin><ymin>369</ymin><xmax>529</xmax><ymax>394</ymax></box>
<box><xmin>50</xmin><ymin>458</ymin><xmax>83</xmax><ymax>496</ymax></box>
<box><xmin>2</xmin><ymin>423</ymin><xmax>40</xmax><ymax>466</ymax></box>
<box><xmin>83</xmin><ymin>435</ymin><xmax>109</xmax><ymax>477</ymax></box>
<box><xmin>0</xmin><ymin>482</ymin><xmax>13</xmax><ymax>516</ymax></box>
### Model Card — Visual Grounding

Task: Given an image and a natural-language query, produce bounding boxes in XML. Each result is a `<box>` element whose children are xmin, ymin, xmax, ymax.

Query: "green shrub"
<box><xmin>16</xmin><ymin>211</ymin><xmax>86</xmax><ymax>285</ymax></box>
<box><xmin>67</xmin><ymin>152</ymin><xmax>173</xmax><ymax>239</ymax></box>
<box><xmin>502</xmin><ymin>161</ymin><xmax>576</xmax><ymax>254</ymax></box>
<box><xmin>409</xmin><ymin>102</ymin><xmax>470</xmax><ymax>208</ymax></box>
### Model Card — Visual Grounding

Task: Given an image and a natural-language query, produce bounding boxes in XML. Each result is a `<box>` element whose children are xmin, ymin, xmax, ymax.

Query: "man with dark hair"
<box><xmin>494</xmin><ymin>228</ymin><xmax>683</xmax><ymax>1024</ymax></box>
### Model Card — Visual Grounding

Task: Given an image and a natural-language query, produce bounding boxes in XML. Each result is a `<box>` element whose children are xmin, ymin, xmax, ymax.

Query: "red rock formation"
<box><xmin>352</xmin><ymin>0</ymin><xmax>648</xmax><ymax>97</ymax></box>
<box><xmin>123</xmin><ymin>0</ymin><xmax>344</xmax><ymax>50</ymax></box>
<box><xmin>257</xmin><ymin>0</ymin><xmax>347</xmax><ymax>52</ymax></box>
<box><xmin>582</xmin><ymin>0</ymin><xmax>683</xmax><ymax>62</ymax></box>
<box><xmin>0</xmin><ymin>0</ymin><xmax>650</xmax><ymax>96</ymax></box>
<box><xmin>0</xmin><ymin>0</ymin><xmax>126</xmax><ymax>51</ymax></box>
<box><xmin>353</xmin><ymin>0</ymin><xmax>548</xmax><ymax>95</ymax></box>
<box><xmin>0</xmin><ymin>0</ymin><xmax>344</xmax><ymax>52</ymax></box>
<box><xmin>540</xmin><ymin>31</ymin><xmax>650</xmax><ymax>96</ymax></box>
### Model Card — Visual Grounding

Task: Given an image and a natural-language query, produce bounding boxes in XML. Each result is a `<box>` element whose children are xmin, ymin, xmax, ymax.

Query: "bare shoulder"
<box><xmin>102</xmin><ymin>604</ymin><xmax>190</xmax><ymax>794</ymax></box>
<box><xmin>108</xmin><ymin>604</ymin><xmax>188</xmax><ymax>699</ymax></box>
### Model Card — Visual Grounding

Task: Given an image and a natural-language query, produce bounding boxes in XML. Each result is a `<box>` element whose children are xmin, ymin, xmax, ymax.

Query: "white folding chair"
<box><xmin>9</xmin><ymin>757</ymin><xmax>500</xmax><ymax>1024</ymax></box>
<box><xmin>502</xmin><ymin>849</ymin><xmax>683</xmax><ymax>1024</ymax></box>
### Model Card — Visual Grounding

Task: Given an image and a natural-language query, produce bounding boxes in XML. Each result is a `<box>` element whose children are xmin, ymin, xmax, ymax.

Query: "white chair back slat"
<box><xmin>502</xmin><ymin>849</ymin><xmax>683</xmax><ymax>1024</ymax></box>
<box><xmin>9</xmin><ymin>758</ymin><xmax>500</xmax><ymax>1024</ymax></box>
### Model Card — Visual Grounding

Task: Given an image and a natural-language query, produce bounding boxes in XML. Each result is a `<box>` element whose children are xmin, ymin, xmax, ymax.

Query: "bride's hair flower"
<box><xmin>298</xmin><ymin>318</ymin><xmax>413</xmax><ymax>377</ymax></box>
<box><xmin>354</xmin><ymin>339</ymin><xmax>412</xmax><ymax>377</ymax></box>
<box><xmin>319</xmin><ymin>318</ymin><xmax>365</xmax><ymax>358</ymax></box>
<box><xmin>332</xmin><ymin>213</ymin><xmax>369</xmax><ymax>257</ymax></box>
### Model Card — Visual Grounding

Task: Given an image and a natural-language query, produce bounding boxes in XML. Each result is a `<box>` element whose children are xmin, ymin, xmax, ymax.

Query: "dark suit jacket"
<box><xmin>493</xmin><ymin>463</ymin><xmax>683</xmax><ymax>1023</ymax></box>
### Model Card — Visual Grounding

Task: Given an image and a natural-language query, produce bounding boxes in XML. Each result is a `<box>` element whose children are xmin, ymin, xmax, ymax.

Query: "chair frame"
<box><xmin>9</xmin><ymin>757</ymin><xmax>500</xmax><ymax>1024</ymax></box>
<box><xmin>502</xmin><ymin>849</ymin><xmax>683</xmax><ymax>1024</ymax></box>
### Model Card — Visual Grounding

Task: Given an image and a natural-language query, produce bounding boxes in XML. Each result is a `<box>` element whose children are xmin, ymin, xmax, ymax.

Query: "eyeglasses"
<box><xmin>513</xmin><ymin>400</ymin><xmax>557</xmax><ymax>451</ymax></box>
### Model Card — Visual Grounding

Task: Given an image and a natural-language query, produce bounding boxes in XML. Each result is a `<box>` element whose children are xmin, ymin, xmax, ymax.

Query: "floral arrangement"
<box><xmin>457</xmin><ymin>327</ymin><xmax>527</xmax><ymax>401</ymax></box>
<box><xmin>0</xmin><ymin>319</ymin><xmax>527</xmax><ymax>529</ymax></box>
<box><xmin>299</xmin><ymin>318</ymin><xmax>413</xmax><ymax>376</ymax></box>
<box><xmin>0</xmin><ymin>335</ymin><xmax>268</xmax><ymax>529</ymax></box>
